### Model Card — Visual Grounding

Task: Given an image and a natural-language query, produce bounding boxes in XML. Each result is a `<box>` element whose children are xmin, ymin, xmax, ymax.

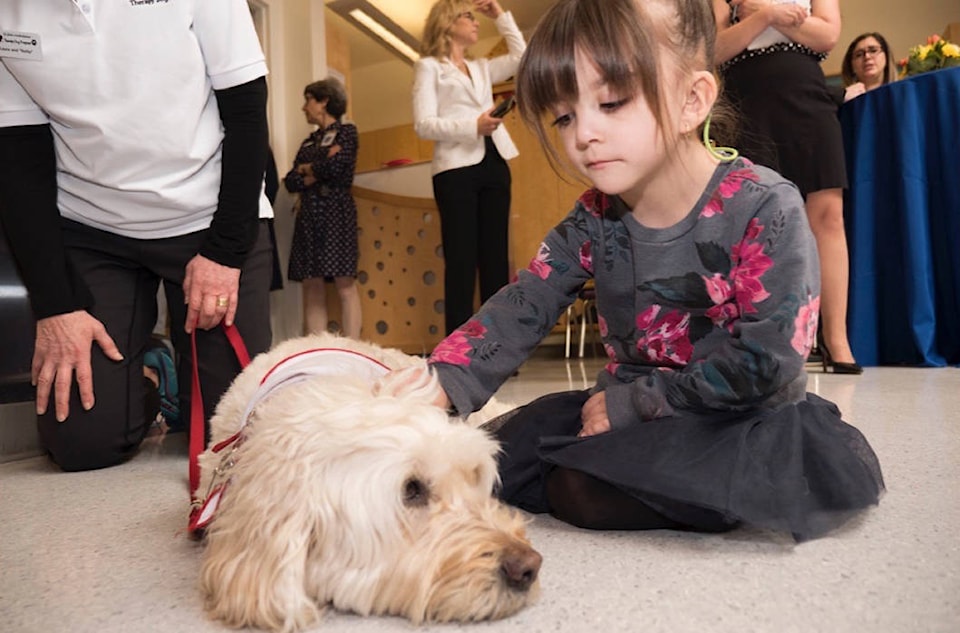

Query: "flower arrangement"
<box><xmin>898</xmin><ymin>34</ymin><xmax>960</xmax><ymax>78</ymax></box>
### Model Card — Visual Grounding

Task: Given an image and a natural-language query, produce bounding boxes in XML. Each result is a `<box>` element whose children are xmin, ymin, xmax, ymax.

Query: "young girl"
<box><xmin>418</xmin><ymin>0</ymin><xmax>883</xmax><ymax>541</ymax></box>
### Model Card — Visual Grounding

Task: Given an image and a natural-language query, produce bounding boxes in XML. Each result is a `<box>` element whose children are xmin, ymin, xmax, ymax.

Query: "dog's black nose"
<box><xmin>500</xmin><ymin>544</ymin><xmax>542</xmax><ymax>591</ymax></box>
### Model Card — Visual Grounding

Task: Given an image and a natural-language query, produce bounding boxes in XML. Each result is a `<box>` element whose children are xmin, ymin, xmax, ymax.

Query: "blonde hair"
<box><xmin>420</xmin><ymin>0</ymin><xmax>476</xmax><ymax>60</ymax></box>
<box><xmin>517</xmin><ymin>0</ymin><xmax>732</xmax><ymax>174</ymax></box>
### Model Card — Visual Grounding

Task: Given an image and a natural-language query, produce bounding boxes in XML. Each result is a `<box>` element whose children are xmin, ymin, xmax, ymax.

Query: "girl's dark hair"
<box><xmin>516</xmin><ymin>0</ymin><xmax>730</xmax><ymax>177</ymax></box>
<box><xmin>841</xmin><ymin>33</ymin><xmax>895</xmax><ymax>87</ymax></box>
<box><xmin>304</xmin><ymin>78</ymin><xmax>348</xmax><ymax>119</ymax></box>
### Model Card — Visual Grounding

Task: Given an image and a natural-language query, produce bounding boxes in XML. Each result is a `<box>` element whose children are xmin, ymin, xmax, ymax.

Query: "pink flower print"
<box><xmin>578</xmin><ymin>189</ymin><xmax>609</xmax><ymax>218</ymax></box>
<box><xmin>636</xmin><ymin>307</ymin><xmax>693</xmax><ymax>366</ymax></box>
<box><xmin>597</xmin><ymin>314</ymin><xmax>608</xmax><ymax>338</ymax></box>
<box><xmin>705</xmin><ymin>301</ymin><xmax>740</xmax><ymax>329</ymax></box>
<box><xmin>744</xmin><ymin>217</ymin><xmax>762</xmax><ymax>240</ymax></box>
<box><xmin>699</xmin><ymin>167</ymin><xmax>760</xmax><ymax>218</ymax></box>
<box><xmin>459</xmin><ymin>319</ymin><xmax>487</xmax><ymax>339</ymax></box>
<box><xmin>604</xmin><ymin>343</ymin><xmax>616</xmax><ymax>361</ymax></box>
<box><xmin>702</xmin><ymin>193</ymin><xmax>723</xmax><ymax>218</ymax></box>
<box><xmin>527</xmin><ymin>243</ymin><xmax>552</xmax><ymax>280</ymax></box>
<box><xmin>430</xmin><ymin>319</ymin><xmax>487</xmax><ymax>366</ymax></box>
<box><xmin>429</xmin><ymin>333</ymin><xmax>473</xmax><ymax>366</ymax></box>
<box><xmin>703</xmin><ymin>273</ymin><xmax>733</xmax><ymax>305</ymax></box>
<box><xmin>579</xmin><ymin>241</ymin><xmax>593</xmax><ymax>274</ymax></box>
<box><xmin>791</xmin><ymin>294</ymin><xmax>821</xmax><ymax>356</ymax></box>
<box><xmin>730</xmin><ymin>234</ymin><xmax>773</xmax><ymax>314</ymax></box>
<box><xmin>636</xmin><ymin>305</ymin><xmax>662</xmax><ymax>331</ymax></box>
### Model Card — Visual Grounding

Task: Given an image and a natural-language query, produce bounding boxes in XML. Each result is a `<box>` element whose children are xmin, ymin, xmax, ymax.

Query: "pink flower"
<box><xmin>701</xmin><ymin>193</ymin><xmax>723</xmax><ymax>218</ymax></box>
<box><xmin>579</xmin><ymin>241</ymin><xmax>593</xmax><ymax>273</ymax></box>
<box><xmin>636</xmin><ymin>305</ymin><xmax>662</xmax><ymax>331</ymax></box>
<box><xmin>791</xmin><ymin>294</ymin><xmax>821</xmax><ymax>356</ymax></box>
<box><xmin>459</xmin><ymin>319</ymin><xmax>487</xmax><ymax>339</ymax></box>
<box><xmin>429</xmin><ymin>320</ymin><xmax>487</xmax><ymax>366</ymax></box>
<box><xmin>527</xmin><ymin>243</ymin><xmax>552</xmax><ymax>280</ymax></box>
<box><xmin>597</xmin><ymin>313</ymin><xmax>608</xmax><ymax>338</ymax></box>
<box><xmin>705</xmin><ymin>302</ymin><xmax>740</xmax><ymax>329</ymax></box>
<box><xmin>730</xmin><ymin>232</ymin><xmax>773</xmax><ymax>314</ymax></box>
<box><xmin>704</xmin><ymin>273</ymin><xmax>733</xmax><ymax>305</ymax></box>
<box><xmin>699</xmin><ymin>167</ymin><xmax>759</xmax><ymax>218</ymax></box>
<box><xmin>578</xmin><ymin>189</ymin><xmax>609</xmax><ymax>218</ymax></box>
<box><xmin>636</xmin><ymin>307</ymin><xmax>693</xmax><ymax>366</ymax></box>
<box><xmin>429</xmin><ymin>334</ymin><xmax>472</xmax><ymax>366</ymax></box>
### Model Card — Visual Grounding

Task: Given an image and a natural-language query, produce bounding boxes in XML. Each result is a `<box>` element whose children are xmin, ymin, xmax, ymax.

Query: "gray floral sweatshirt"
<box><xmin>429</xmin><ymin>158</ymin><xmax>821</xmax><ymax>430</ymax></box>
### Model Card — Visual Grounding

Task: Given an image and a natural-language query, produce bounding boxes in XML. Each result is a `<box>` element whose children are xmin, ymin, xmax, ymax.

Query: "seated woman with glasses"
<box><xmin>841</xmin><ymin>33</ymin><xmax>896</xmax><ymax>102</ymax></box>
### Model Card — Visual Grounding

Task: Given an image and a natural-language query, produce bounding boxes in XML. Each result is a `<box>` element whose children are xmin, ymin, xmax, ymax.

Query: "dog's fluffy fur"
<box><xmin>196</xmin><ymin>334</ymin><xmax>540</xmax><ymax>632</ymax></box>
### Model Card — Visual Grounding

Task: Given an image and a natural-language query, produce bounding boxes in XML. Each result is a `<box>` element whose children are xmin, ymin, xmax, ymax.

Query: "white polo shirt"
<box><xmin>0</xmin><ymin>0</ymin><xmax>273</xmax><ymax>239</ymax></box>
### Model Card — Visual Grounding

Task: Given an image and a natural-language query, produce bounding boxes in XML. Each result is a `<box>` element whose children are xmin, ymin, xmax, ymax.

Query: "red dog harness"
<box><xmin>187</xmin><ymin>326</ymin><xmax>390</xmax><ymax>534</ymax></box>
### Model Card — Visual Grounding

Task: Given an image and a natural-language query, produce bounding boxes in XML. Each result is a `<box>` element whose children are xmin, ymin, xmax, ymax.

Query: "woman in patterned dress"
<box><xmin>285</xmin><ymin>78</ymin><xmax>362</xmax><ymax>339</ymax></box>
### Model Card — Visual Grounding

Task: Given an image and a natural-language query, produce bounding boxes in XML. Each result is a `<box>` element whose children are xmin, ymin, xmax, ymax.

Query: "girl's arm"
<box><xmin>604</xmin><ymin>180</ymin><xmax>820</xmax><ymax>427</ymax></box>
<box><xmin>429</xmin><ymin>202</ymin><xmax>595</xmax><ymax>415</ymax></box>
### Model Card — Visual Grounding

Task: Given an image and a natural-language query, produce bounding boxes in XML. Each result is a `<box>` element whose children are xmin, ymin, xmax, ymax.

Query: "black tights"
<box><xmin>545</xmin><ymin>466</ymin><xmax>738</xmax><ymax>532</ymax></box>
<box><xmin>545</xmin><ymin>467</ymin><xmax>683</xmax><ymax>530</ymax></box>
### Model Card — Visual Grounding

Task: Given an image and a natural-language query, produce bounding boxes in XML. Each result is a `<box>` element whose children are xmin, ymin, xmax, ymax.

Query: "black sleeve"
<box><xmin>0</xmin><ymin>124</ymin><xmax>92</xmax><ymax>319</ymax></box>
<box><xmin>202</xmin><ymin>76</ymin><xmax>269</xmax><ymax>269</ymax></box>
<box><xmin>264</xmin><ymin>144</ymin><xmax>279</xmax><ymax>206</ymax></box>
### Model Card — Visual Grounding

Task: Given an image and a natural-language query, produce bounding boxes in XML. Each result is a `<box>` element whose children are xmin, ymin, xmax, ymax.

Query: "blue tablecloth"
<box><xmin>840</xmin><ymin>66</ymin><xmax>960</xmax><ymax>366</ymax></box>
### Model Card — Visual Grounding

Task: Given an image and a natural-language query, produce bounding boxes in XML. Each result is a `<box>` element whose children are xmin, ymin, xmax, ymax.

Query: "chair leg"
<box><xmin>565</xmin><ymin>305</ymin><xmax>574</xmax><ymax>359</ymax></box>
<box><xmin>579</xmin><ymin>300</ymin><xmax>591</xmax><ymax>358</ymax></box>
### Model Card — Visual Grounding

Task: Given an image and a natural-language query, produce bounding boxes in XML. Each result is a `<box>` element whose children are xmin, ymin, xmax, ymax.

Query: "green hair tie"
<box><xmin>702</xmin><ymin>113</ymin><xmax>738</xmax><ymax>162</ymax></box>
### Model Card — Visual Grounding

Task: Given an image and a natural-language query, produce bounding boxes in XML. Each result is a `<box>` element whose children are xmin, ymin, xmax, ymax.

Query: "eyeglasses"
<box><xmin>457</xmin><ymin>11</ymin><xmax>477</xmax><ymax>22</ymax></box>
<box><xmin>853</xmin><ymin>46</ymin><xmax>883</xmax><ymax>60</ymax></box>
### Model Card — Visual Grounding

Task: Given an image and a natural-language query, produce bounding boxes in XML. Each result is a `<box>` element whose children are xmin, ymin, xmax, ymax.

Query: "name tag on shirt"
<box><xmin>320</xmin><ymin>130</ymin><xmax>337</xmax><ymax>147</ymax></box>
<box><xmin>0</xmin><ymin>32</ymin><xmax>43</xmax><ymax>60</ymax></box>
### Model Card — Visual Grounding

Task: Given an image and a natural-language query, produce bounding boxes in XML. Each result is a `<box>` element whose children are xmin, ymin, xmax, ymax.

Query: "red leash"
<box><xmin>188</xmin><ymin>324</ymin><xmax>250</xmax><ymax>510</ymax></box>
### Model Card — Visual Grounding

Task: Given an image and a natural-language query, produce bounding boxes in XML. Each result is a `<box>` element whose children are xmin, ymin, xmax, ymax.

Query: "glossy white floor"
<box><xmin>1</xmin><ymin>352</ymin><xmax>958</xmax><ymax>633</ymax></box>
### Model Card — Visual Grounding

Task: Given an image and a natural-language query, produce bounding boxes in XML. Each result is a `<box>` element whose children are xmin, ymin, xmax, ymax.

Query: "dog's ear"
<box><xmin>199</xmin><ymin>457</ymin><xmax>322</xmax><ymax>631</ymax></box>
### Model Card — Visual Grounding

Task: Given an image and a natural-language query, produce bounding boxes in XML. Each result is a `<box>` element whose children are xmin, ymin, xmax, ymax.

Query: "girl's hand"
<box><xmin>477</xmin><ymin>108</ymin><xmax>503</xmax><ymax>136</ymax></box>
<box><xmin>473</xmin><ymin>0</ymin><xmax>503</xmax><ymax>19</ymax></box>
<box><xmin>578</xmin><ymin>391</ymin><xmax>611</xmax><ymax>437</ymax></box>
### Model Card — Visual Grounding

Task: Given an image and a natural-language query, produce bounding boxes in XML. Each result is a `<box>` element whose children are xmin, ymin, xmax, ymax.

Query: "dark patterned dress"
<box><xmin>286</xmin><ymin>121</ymin><xmax>359</xmax><ymax>281</ymax></box>
<box><xmin>428</xmin><ymin>158</ymin><xmax>883</xmax><ymax>541</ymax></box>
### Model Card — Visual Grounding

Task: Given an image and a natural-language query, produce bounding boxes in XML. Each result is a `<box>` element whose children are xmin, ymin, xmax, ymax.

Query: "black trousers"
<box><xmin>432</xmin><ymin>137</ymin><xmax>511</xmax><ymax>334</ymax></box>
<box><xmin>37</xmin><ymin>219</ymin><xmax>273</xmax><ymax>471</ymax></box>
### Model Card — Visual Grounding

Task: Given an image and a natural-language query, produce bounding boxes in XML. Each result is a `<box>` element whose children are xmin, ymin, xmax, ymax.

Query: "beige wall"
<box><xmin>825</xmin><ymin>0</ymin><xmax>959</xmax><ymax>76</ymax></box>
<box><xmin>344</xmin><ymin>1</ymin><xmax>959</xmax><ymax>132</ymax></box>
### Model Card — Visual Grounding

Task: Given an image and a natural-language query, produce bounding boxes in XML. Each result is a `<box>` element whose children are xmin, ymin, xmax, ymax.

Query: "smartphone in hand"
<box><xmin>490</xmin><ymin>95</ymin><xmax>516</xmax><ymax>118</ymax></box>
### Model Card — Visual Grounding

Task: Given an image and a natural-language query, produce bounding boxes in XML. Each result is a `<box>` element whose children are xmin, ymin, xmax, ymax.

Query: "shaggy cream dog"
<box><xmin>194</xmin><ymin>333</ymin><xmax>541</xmax><ymax>632</ymax></box>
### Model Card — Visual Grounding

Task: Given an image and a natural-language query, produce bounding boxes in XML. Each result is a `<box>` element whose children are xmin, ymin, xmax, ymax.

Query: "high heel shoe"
<box><xmin>820</xmin><ymin>343</ymin><xmax>863</xmax><ymax>375</ymax></box>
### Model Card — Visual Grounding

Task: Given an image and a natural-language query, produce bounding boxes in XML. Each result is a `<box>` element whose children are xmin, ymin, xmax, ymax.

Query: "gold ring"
<box><xmin>216</xmin><ymin>296</ymin><xmax>228</xmax><ymax>308</ymax></box>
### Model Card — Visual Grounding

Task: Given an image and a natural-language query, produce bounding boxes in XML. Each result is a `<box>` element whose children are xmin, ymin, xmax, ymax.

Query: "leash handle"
<box><xmin>188</xmin><ymin>323</ymin><xmax>251</xmax><ymax>499</ymax></box>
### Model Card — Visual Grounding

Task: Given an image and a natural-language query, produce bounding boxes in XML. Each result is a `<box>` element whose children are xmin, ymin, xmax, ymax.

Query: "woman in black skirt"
<box><xmin>715</xmin><ymin>0</ymin><xmax>861</xmax><ymax>373</ymax></box>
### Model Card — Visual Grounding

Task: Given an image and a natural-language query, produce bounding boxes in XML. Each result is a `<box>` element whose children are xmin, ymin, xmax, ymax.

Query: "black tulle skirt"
<box><xmin>489</xmin><ymin>390</ymin><xmax>884</xmax><ymax>542</ymax></box>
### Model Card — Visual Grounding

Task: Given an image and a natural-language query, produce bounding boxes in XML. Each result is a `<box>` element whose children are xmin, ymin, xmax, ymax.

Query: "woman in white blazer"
<box><xmin>413</xmin><ymin>0</ymin><xmax>526</xmax><ymax>335</ymax></box>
